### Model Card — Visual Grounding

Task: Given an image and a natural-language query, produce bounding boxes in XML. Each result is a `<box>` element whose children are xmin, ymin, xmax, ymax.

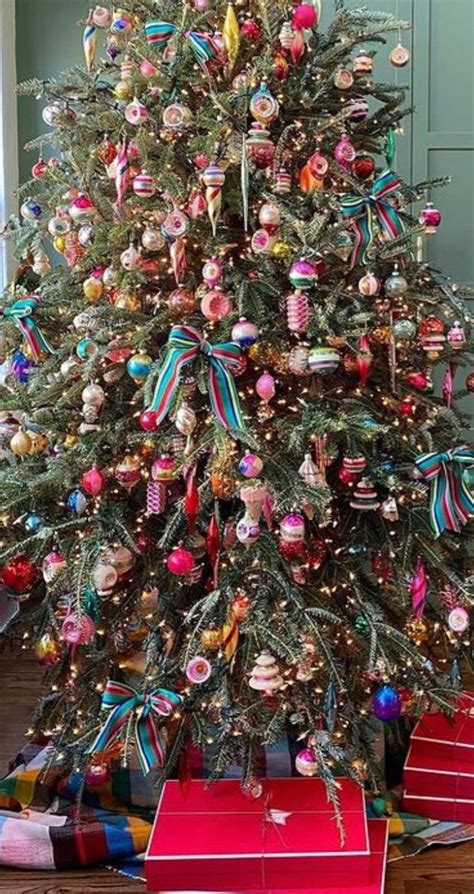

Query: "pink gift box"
<box><xmin>147</xmin><ymin>820</ymin><xmax>389</xmax><ymax>894</ymax></box>
<box><xmin>145</xmin><ymin>778</ymin><xmax>374</xmax><ymax>892</ymax></box>
<box><xmin>410</xmin><ymin>692</ymin><xmax>474</xmax><ymax>768</ymax></box>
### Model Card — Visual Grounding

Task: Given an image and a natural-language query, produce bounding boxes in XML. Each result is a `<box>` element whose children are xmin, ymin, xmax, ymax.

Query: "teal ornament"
<box><xmin>25</xmin><ymin>513</ymin><xmax>44</xmax><ymax>534</ymax></box>
<box><xmin>76</xmin><ymin>337</ymin><xmax>98</xmax><ymax>361</ymax></box>
<box><xmin>347</xmin><ymin>543</ymin><xmax>367</xmax><ymax>556</ymax></box>
<box><xmin>393</xmin><ymin>318</ymin><xmax>416</xmax><ymax>340</ymax></box>
<box><xmin>354</xmin><ymin>615</ymin><xmax>369</xmax><ymax>636</ymax></box>
<box><xmin>126</xmin><ymin>352</ymin><xmax>152</xmax><ymax>384</ymax></box>
<box><xmin>371</xmin><ymin>796</ymin><xmax>387</xmax><ymax>817</ymax></box>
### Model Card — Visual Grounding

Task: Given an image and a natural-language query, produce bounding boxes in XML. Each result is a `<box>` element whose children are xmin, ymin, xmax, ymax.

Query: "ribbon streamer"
<box><xmin>414</xmin><ymin>446</ymin><xmax>474</xmax><ymax>538</ymax></box>
<box><xmin>144</xmin><ymin>20</ymin><xmax>218</xmax><ymax>71</ymax></box>
<box><xmin>83</xmin><ymin>13</ymin><xmax>97</xmax><ymax>73</ymax></box>
<box><xmin>340</xmin><ymin>169</ymin><xmax>404</xmax><ymax>267</ymax></box>
<box><xmin>148</xmin><ymin>324</ymin><xmax>246</xmax><ymax>432</ymax></box>
<box><xmin>410</xmin><ymin>556</ymin><xmax>427</xmax><ymax>619</ymax></box>
<box><xmin>115</xmin><ymin>137</ymin><xmax>130</xmax><ymax>207</ymax></box>
<box><xmin>87</xmin><ymin>681</ymin><xmax>182</xmax><ymax>774</ymax></box>
<box><xmin>1</xmin><ymin>296</ymin><xmax>55</xmax><ymax>361</ymax></box>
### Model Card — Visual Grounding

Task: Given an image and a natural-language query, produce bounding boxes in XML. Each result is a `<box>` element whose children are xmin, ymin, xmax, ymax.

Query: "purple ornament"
<box><xmin>11</xmin><ymin>350</ymin><xmax>32</xmax><ymax>383</ymax></box>
<box><xmin>372</xmin><ymin>684</ymin><xmax>401</xmax><ymax>722</ymax></box>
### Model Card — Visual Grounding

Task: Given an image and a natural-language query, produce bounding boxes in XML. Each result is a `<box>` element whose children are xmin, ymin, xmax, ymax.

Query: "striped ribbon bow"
<box><xmin>88</xmin><ymin>681</ymin><xmax>182</xmax><ymax>774</ymax></box>
<box><xmin>414</xmin><ymin>446</ymin><xmax>474</xmax><ymax>538</ymax></box>
<box><xmin>144</xmin><ymin>20</ymin><xmax>218</xmax><ymax>70</ymax></box>
<box><xmin>1</xmin><ymin>295</ymin><xmax>55</xmax><ymax>361</ymax></box>
<box><xmin>149</xmin><ymin>324</ymin><xmax>246</xmax><ymax>433</ymax></box>
<box><xmin>340</xmin><ymin>169</ymin><xmax>404</xmax><ymax>267</ymax></box>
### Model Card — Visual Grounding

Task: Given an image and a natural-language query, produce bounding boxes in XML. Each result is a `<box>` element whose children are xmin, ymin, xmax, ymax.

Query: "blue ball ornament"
<box><xmin>67</xmin><ymin>489</ymin><xmax>88</xmax><ymax>515</ymax></box>
<box><xmin>231</xmin><ymin>318</ymin><xmax>259</xmax><ymax>348</ymax></box>
<box><xmin>126</xmin><ymin>352</ymin><xmax>153</xmax><ymax>384</ymax></box>
<box><xmin>372</xmin><ymin>684</ymin><xmax>401</xmax><ymax>722</ymax></box>
<box><xmin>24</xmin><ymin>513</ymin><xmax>44</xmax><ymax>534</ymax></box>
<box><xmin>11</xmin><ymin>350</ymin><xmax>33</xmax><ymax>383</ymax></box>
<box><xmin>76</xmin><ymin>338</ymin><xmax>98</xmax><ymax>361</ymax></box>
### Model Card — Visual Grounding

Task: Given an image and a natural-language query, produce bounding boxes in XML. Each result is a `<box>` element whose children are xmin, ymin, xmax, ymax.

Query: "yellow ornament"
<box><xmin>223</xmin><ymin>2</ymin><xmax>240</xmax><ymax>71</ymax></box>
<box><xmin>272</xmin><ymin>240</ymin><xmax>291</xmax><ymax>260</ymax></box>
<box><xmin>64</xmin><ymin>433</ymin><xmax>79</xmax><ymax>449</ymax></box>
<box><xmin>405</xmin><ymin>617</ymin><xmax>429</xmax><ymax>644</ymax></box>
<box><xmin>115</xmin><ymin>291</ymin><xmax>141</xmax><ymax>311</ymax></box>
<box><xmin>371</xmin><ymin>326</ymin><xmax>391</xmax><ymax>345</ymax></box>
<box><xmin>114</xmin><ymin>80</ymin><xmax>134</xmax><ymax>101</ymax></box>
<box><xmin>10</xmin><ymin>430</ymin><xmax>32</xmax><ymax>456</ymax></box>
<box><xmin>28</xmin><ymin>432</ymin><xmax>49</xmax><ymax>454</ymax></box>
<box><xmin>53</xmin><ymin>236</ymin><xmax>66</xmax><ymax>254</ymax></box>
<box><xmin>83</xmin><ymin>276</ymin><xmax>103</xmax><ymax>302</ymax></box>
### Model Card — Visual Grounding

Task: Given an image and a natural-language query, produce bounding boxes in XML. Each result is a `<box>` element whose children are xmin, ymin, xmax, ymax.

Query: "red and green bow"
<box><xmin>414</xmin><ymin>446</ymin><xmax>474</xmax><ymax>538</ymax></box>
<box><xmin>1</xmin><ymin>295</ymin><xmax>55</xmax><ymax>361</ymax></box>
<box><xmin>144</xmin><ymin>20</ymin><xmax>218</xmax><ymax>71</ymax></box>
<box><xmin>148</xmin><ymin>324</ymin><xmax>246</xmax><ymax>433</ymax></box>
<box><xmin>88</xmin><ymin>681</ymin><xmax>182</xmax><ymax>774</ymax></box>
<box><xmin>340</xmin><ymin>169</ymin><xmax>404</xmax><ymax>267</ymax></box>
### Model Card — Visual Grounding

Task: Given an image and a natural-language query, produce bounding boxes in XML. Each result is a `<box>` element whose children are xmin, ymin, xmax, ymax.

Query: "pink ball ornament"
<box><xmin>167</xmin><ymin>546</ymin><xmax>195</xmax><ymax>576</ymax></box>
<box><xmin>124</xmin><ymin>98</ymin><xmax>149</xmax><ymax>126</ymax></box>
<box><xmin>239</xmin><ymin>452</ymin><xmax>263</xmax><ymax>478</ymax></box>
<box><xmin>308</xmin><ymin>151</ymin><xmax>329</xmax><ymax>178</ymax></box>
<box><xmin>31</xmin><ymin>158</ymin><xmax>48</xmax><ymax>179</ymax></box>
<box><xmin>69</xmin><ymin>194</ymin><xmax>95</xmax><ymax>224</ymax></box>
<box><xmin>292</xmin><ymin>3</ymin><xmax>318</xmax><ymax>29</ymax></box>
<box><xmin>133</xmin><ymin>171</ymin><xmax>156</xmax><ymax>198</ymax></box>
<box><xmin>193</xmin><ymin>0</ymin><xmax>209</xmax><ymax>10</ymax></box>
<box><xmin>280</xmin><ymin>513</ymin><xmax>305</xmax><ymax>543</ymax></box>
<box><xmin>419</xmin><ymin>202</ymin><xmax>442</xmax><ymax>234</ymax></box>
<box><xmin>255</xmin><ymin>371</ymin><xmax>276</xmax><ymax>403</ymax></box>
<box><xmin>295</xmin><ymin>747</ymin><xmax>318</xmax><ymax>776</ymax></box>
<box><xmin>202</xmin><ymin>256</ymin><xmax>223</xmax><ymax>288</ymax></box>
<box><xmin>186</xmin><ymin>656</ymin><xmax>212</xmax><ymax>683</ymax></box>
<box><xmin>60</xmin><ymin>612</ymin><xmax>95</xmax><ymax>645</ymax></box>
<box><xmin>289</xmin><ymin>259</ymin><xmax>318</xmax><ymax>290</ymax></box>
<box><xmin>85</xmin><ymin>763</ymin><xmax>111</xmax><ymax>787</ymax></box>
<box><xmin>200</xmin><ymin>288</ymin><xmax>233</xmax><ymax>322</ymax></box>
<box><xmin>151</xmin><ymin>455</ymin><xmax>178</xmax><ymax>483</ymax></box>
<box><xmin>139</xmin><ymin>409</ymin><xmax>158</xmax><ymax>431</ymax></box>
<box><xmin>334</xmin><ymin>134</ymin><xmax>356</xmax><ymax>168</ymax></box>
<box><xmin>81</xmin><ymin>465</ymin><xmax>106</xmax><ymax>497</ymax></box>
<box><xmin>240</xmin><ymin>19</ymin><xmax>261</xmax><ymax>41</ymax></box>
<box><xmin>42</xmin><ymin>550</ymin><xmax>67</xmax><ymax>584</ymax></box>
<box><xmin>140</xmin><ymin>59</ymin><xmax>158</xmax><ymax>78</ymax></box>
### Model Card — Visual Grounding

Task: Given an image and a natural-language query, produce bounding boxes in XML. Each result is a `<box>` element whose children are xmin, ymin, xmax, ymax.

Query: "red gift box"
<box><xmin>145</xmin><ymin>778</ymin><xmax>377</xmax><ymax>892</ymax></box>
<box><xmin>146</xmin><ymin>820</ymin><xmax>389</xmax><ymax>894</ymax></box>
<box><xmin>409</xmin><ymin>691</ymin><xmax>474</xmax><ymax>768</ymax></box>
<box><xmin>403</xmin><ymin>691</ymin><xmax>474</xmax><ymax>823</ymax></box>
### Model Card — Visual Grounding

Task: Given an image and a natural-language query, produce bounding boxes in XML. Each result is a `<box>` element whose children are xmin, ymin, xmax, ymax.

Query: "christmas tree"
<box><xmin>1</xmin><ymin>0</ymin><xmax>472</xmax><ymax>814</ymax></box>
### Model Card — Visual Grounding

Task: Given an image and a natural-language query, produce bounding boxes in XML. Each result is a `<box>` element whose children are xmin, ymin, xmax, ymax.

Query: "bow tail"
<box><xmin>149</xmin><ymin>344</ymin><xmax>197</xmax><ymax>423</ymax></box>
<box><xmin>136</xmin><ymin>711</ymin><xmax>166</xmax><ymax>774</ymax></box>
<box><xmin>374</xmin><ymin>199</ymin><xmax>404</xmax><ymax>242</ymax></box>
<box><xmin>87</xmin><ymin>699</ymin><xmax>132</xmax><ymax>756</ymax></box>
<box><xmin>350</xmin><ymin>213</ymin><xmax>372</xmax><ymax>268</ymax></box>
<box><xmin>208</xmin><ymin>358</ymin><xmax>245</xmax><ymax>431</ymax></box>
<box><xmin>16</xmin><ymin>316</ymin><xmax>55</xmax><ymax>361</ymax></box>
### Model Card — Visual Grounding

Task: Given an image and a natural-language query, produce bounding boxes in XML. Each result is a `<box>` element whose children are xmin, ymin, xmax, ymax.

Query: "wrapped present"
<box><xmin>403</xmin><ymin>691</ymin><xmax>474</xmax><ymax>822</ymax></box>
<box><xmin>145</xmin><ymin>778</ymin><xmax>388</xmax><ymax>892</ymax></box>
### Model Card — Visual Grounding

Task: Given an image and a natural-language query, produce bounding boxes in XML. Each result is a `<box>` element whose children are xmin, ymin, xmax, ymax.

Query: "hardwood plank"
<box><xmin>0</xmin><ymin>651</ymin><xmax>474</xmax><ymax>893</ymax></box>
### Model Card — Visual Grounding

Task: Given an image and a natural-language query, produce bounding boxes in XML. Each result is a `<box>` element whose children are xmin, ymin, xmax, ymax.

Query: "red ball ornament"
<box><xmin>240</xmin><ymin>19</ymin><xmax>261</xmax><ymax>41</ymax></box>
<box><xmin>167</xmin><ymin>546</ymin><xmax>195</xmax><ymax>576</ymax></box>
<box><xmin>135</xmin><ymin>532</ymin><xmax>152</xmax><ymax>553</ymax></box>
<box><xmin>81</xmin><ymin>466</ymin><xmax>106</xmax><ymax>496</ymax></box>
<box><xmin>1</xmin><ymin>554</ymin><xmax>38</xmax><ymax>593</ymax></box>
<box><xmin>338</xmin><ymin>467</ymin><xmax>358</xmax><ymax>486</ymax></box>
<box><xmin>292</xmin><ymin>3</ymin><xmax>318</xmax><ymax>29</ymax></box>
<box><xmin>139</xmin><ymin>409</ymin><xmax>158</xmax><ymax>431</ymax></box>
<box><xmin>352</xmin><ymin>155</ymin><xmax>375</xmax><ymax>181</ymax></box>
<box><xmin>371</xmin><ymin>552</ymin><xmax>393</xmax><ymax>582</ymax></box>
<box><xmin>278</xmin><ymin>539</ymin><xmax>306</xmax><ymax>561</ymax></box>
<box><xmin>85</xmin><ymin>762</ymin><xmax>111</xmax><ymax>787</ymax></box>
<box><xmin>397</xmin><ymin>398</ymin><xmax>416</xmax><ymax>418</ymax></box>
<box><xmin>306</xmin><ymin>537</ymin><xmax>327</xmax><ymax>570</ymax></box>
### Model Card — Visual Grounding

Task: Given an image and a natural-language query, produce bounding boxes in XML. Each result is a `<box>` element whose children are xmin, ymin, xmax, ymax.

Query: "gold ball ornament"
<box><xmin>370</xmin><ymin>325</ymin><xmax>391</xmax><ymax>345</ymax></box>
<box><xmin>210</xmin><ymin>455</ymin><xmax>237</xmax><ymax>499</ymax></box>
<box><xmin>405</xmin><ymin>617</ymin><xmax>429</xmax><ymax>643</ymax></box>
<box><xmin>114</xmin><ymin>291</ymin><xmax>141</xmax><ymax>311</ymax></box>
<box><xmin>83</xmin><ymin>277</ymin><xmax>103</xmax><ymax>302</ymax></box>
<box><xmin>350</xmin><ymin>758</ymin><xmax>368</xmax><ymax>782</ymax></box>
<box><xmin>272</xmin><ymin>240</ymin><xmax>292</xmax><ymax>260</ymax></box>
<box><xmin>114</xmin><ymin>80</ymin><xmax>134</xmax><ymax>101</ymax></box>
<box><xmin>466</xmin><ymin>372</ymin><xmax>474</xmax><ymax>392</ymax></box>
<box><xmin>138</xmin><ymin>586</ymin><xmax>159</xmax><ymax>615</ymax></box>
<box><xmin>200</xmin><ymin>628</ymin><xmax>222</xmax><ymax>650</ymax></box>
<box><xmin>10</xmin><ymin>430</ymin><xmax>32</xmax><ymax>456</ymax></box>
<box><xmin>28</xmin><ymin>432</ymin><xmax>49</xmax><ymax>454</ymax></box>
<box><xmin>64</xmin><ymin>433</ymin><xmax>79</xmax><ymax>449</ymax></box>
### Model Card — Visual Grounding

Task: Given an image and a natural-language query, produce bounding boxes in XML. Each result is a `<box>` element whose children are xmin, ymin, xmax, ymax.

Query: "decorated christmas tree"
<box><xmin>1</xmin><ymin>0</ymin><xmax>472</xmax><ymax>813</ymax></box>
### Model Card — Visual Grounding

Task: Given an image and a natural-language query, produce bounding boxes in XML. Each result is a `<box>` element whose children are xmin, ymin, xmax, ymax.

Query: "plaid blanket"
<box><xmin>0</xmin><ymin>742</ymin><xmax>472</xmax><ymax>872</ymax></box>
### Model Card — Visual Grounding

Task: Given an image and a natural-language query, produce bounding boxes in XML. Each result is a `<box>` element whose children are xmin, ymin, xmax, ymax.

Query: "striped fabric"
<box><xmin>1</xmin><ymin>296</ymin><xmax>55</xmax><ymax>361</ymax></box>
<box><xmin>340</xmin><ymin>169</ymin><xmax>404</xmax><ymax>267</ymax></box>
<box><xmin>414</xmin><ymin>447</ymin><xmax>474</xmax><ymax>537</ymax></box>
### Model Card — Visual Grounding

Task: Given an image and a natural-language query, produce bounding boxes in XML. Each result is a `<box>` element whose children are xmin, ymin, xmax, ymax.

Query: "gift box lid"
<box><xmin>411</xmin><ymin>692</ymin><xmax>474</xmax><ymax>750</ymax></box>
<box><xmin>147</xmin><ymin>778</ymin><xmax>369</xmax><ymax>862</ymax></box>
<box><xmin>405</xmin><ymin>740</ymin><xmax>474</xmax><ymax>779</ymax></box>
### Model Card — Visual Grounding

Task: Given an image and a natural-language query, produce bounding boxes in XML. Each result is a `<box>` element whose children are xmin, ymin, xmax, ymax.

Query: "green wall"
<box><xmin>16</xmin><ymin>0</ymin><xmax>84</xmax><ymax>183</ymax></box>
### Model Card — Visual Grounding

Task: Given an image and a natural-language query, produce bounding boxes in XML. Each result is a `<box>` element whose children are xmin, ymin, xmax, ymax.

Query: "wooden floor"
<box><xmin>0</xmin><ymin>651</ymin><xmax>473</xmax><ymax>894</ymax></box>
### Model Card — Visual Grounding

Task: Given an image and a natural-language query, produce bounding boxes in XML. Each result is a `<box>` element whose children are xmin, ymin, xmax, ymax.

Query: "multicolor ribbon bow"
<box><xmin>1</xmin><ymin>295</ymin><xmax>55</xmax><ymax>361</ymax></box>
<box><xmin>340</xmin><ymin>169</ymin><xmax>404</xmax><ymax>267</ymax></box>
<box><xmin>88</xmin><ymin>681</ymin><xmax>182</xmax><ymax>774</ymax></box>
<box><xmin>414</xmin><ymin>446</ymin><xmax>474</xmax><ymax>538</ymax></box>
<box><xmin>149</xmin><ymin>324</ymin><xmax>246</xmax><ymax>432</ymax></box>
<box><xmin>144</xmin><ymin>20</ymin><xmax>218</xmax><ymax>71</ymax></box>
